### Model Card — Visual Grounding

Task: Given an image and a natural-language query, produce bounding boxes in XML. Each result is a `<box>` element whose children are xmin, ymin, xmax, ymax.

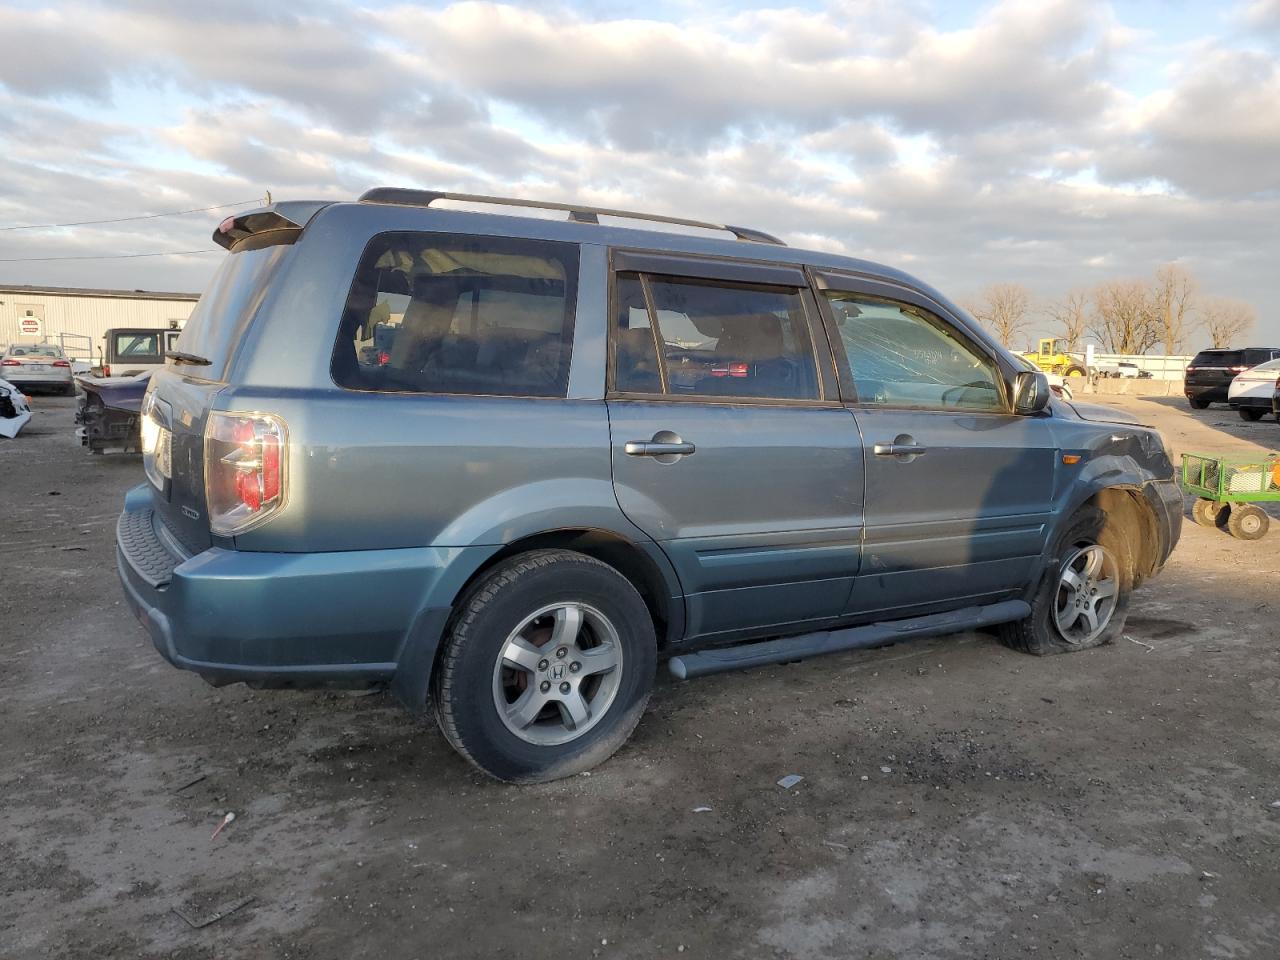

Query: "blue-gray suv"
<box><xmin>116</xmin><ymin>189</ymin><xmax>1183</xmax><ymax>782</ymax></box>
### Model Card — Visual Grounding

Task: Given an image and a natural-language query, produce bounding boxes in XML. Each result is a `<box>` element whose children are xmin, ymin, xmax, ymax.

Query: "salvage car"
<box><xmin>1</xmin><ymin>343</ymin><xmax>74</xmax><ymax>395</ymax></box>
<box><xmin>116</xmin><ymin>190</ymin><xmax>1184</xmax><ymax>783</ymax></box>
<box><xmin>1227</xmin><ymin>357</ymin><xmax>1280</xmax><ymax>422</ymax></box>
<box><xmin>76</xmin><ymin>371</ymin><xmax>151</xmax><ymax>453</ymax></box>
<box><xmin>0</xmin><ymin>376</ymin><xmax>33</xmax><ymax>438</ymax></box>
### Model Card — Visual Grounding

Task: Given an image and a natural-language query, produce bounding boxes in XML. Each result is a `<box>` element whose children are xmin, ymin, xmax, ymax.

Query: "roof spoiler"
<box><xmin>212</xmin><ymin>201</ymin><xmax>331</xmax><ymax>252</ymax></box>
<box><xmin>358</xmin><ymin>187</ymin><xmax>786</xmax><ymax>245</ymax></box>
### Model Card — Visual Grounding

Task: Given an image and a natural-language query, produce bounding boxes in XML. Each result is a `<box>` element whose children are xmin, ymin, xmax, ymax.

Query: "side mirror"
<box><xmin>1014</xmin><ymin>370</ymin><xmax>1051</xmax><ymax>415</ymax></box>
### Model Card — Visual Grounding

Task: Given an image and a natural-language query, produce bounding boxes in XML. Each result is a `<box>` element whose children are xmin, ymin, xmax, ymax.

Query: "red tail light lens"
<box><xmin>0</xmin><ymin>359</ymin><xmax>18</xmax><ymax>366</ymax></box>
<box><xmin>52</xmin><ymin>360</ymin><xmax>70</xmax><ymax>368</ymax></box>
<box><xmin>710</xmin><ymin>362</ymin><xmax>750</xmax><ymax>378</ymax></box>
<box><xmin>103</xmin><ymin>364</ymin><xmax>111</xmax><ymax>377</ymax></box>
<box><xmin>205</xmin><ymin>412</ymin><xmax>288</xmax><ymax>535</ymax></box>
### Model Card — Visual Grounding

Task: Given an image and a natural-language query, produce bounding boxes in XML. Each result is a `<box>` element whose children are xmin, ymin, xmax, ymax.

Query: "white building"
<box><xmin>0</xmin><ymin>284</ymin><xmax>199</xmax><ymax>368</ymax></box>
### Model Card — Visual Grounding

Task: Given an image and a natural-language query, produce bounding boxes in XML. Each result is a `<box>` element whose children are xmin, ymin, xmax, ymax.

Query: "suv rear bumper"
<box><xmin>1184</xmin><ymin>381</ymin><xmax>1229</xmax><ymax>402</ymax></box>
<box><xmin>116</xmin><ymin>484</ymin><xmax>466</xmax><ymax>692</ymax></box>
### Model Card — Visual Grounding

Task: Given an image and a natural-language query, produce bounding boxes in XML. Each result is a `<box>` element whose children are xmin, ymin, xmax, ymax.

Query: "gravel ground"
<box><xmin>2</xmin><ymin>392</ymin><xmax>1279</xmax><ymax>960</ymax></box>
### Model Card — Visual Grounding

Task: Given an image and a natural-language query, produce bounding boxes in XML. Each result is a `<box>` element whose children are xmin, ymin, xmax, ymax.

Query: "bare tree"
<box><xmin>1090</xmin><ymin>279</ymin><xmax>1161</xmax><ymax>355</ymax></box>
<box><xmin>1150</xmin><ymin>263</ymin><xmax>1197</xmax><ymax>355</ymax></box>
<box><xmin>1199</xmin><ymin>297</ymin><xmax>1256</xmax><ymax>348</ymax></box>
<box><xmin>1044</xmin><ymin>289</ymin><xmax>1090</xmax><ymax>353</ymax></box>
<box><xmin>968</xmin><ymin>283</ymin><xmax>1031</xmax><ymax>348</ymax></box>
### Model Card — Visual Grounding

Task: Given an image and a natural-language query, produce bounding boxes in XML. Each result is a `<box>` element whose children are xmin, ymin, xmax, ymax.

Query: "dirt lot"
<box><xmin>2</xmin><ymin>393</ymin><xmax>1279</xmax><ymax>960</ymax></box>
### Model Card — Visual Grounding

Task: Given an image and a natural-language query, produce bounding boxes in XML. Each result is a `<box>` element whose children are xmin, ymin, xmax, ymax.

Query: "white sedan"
<box><xmin>1228</xmin><ymin>357</ymin><xmax>1280</xmax><ymax>421</ymax></box>
<box><xmin>0</xmin><ymin>343</ymin><xmax>75</xmax><ymax>395</ymax></box>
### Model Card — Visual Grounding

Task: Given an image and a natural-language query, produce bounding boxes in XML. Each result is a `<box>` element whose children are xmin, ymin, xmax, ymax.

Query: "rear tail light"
<box><xmin>205</xmin><ymin>412</ymin><xmax>288</xmax><ymax>535</ymax></box>
<box><xmin>1230</xmin><ymin>366</ymin><xmax>1247</xmax><ymax>372</ymax></box>
<box><xmin>1</xmin><ymin>359</ymin><xmax>18</xmax><ymax>366</ymax></box>
<box><xmin>710</xmin><ymin>362</ymin><xmax>750</xmax><ymax>378</ymax></box>
<box><xmin>103</xmin><ymin>364</ymin><xmax>111</xmax><ymax>377</ymax></box>
<box><xmin>52</xmin><ymin>360</ymin><xmax>70</xmax><ymax>368</ymax></box>
<box><xmin>140</xmin><ymin>389</ymin><xmax>172</xmax><ymax>490</ymax></box>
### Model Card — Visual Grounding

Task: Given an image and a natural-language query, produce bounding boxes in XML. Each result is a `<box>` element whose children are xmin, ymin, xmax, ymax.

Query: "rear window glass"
<box><xmin>332</xmin><ymin>232</ymin><xmax>579</xmax><ymax>397</ymax></box>
<box><xmin>1192</xmin><ymin>350</ymin><xmax>1242</xmax><ymax>366</ymax></box>
<box><xmin>114</xmin><ymin>332</ymin><xmax>160</xmax><ymax>359</ymax></box>
<box><xmin>175</xmin><ymin>244</ymin><xmax>291</xmax><ymax>379</ymax></box>
<box><xmin>9</xmin><ymin>344</ymin><xmax>63</xmax><ymax>358</ymax></box>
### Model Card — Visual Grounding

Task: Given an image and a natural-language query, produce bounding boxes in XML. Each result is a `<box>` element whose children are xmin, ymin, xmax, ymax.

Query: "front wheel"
<box><xmin>1191</xmin><ymin>498</ymin><xmax>1228</xmax><ymax>527</ymax></box>
<box><xmin>999</xmin><ymin>506</ymin><xmax>1131</xmax><ymax>655</ymax></box>
<box><xmin>433</xmin><ymin>550</ymin><xmax>656</xmax><ymax>783</ymax></box>
<box><xmin>1238</xmin><ymin>407</ymin><xmax>1264</xmax><ymax>422</ymax></box>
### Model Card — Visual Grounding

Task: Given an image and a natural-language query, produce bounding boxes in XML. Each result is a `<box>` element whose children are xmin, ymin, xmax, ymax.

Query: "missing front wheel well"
<box><xmin>1086</xmin><ymin>487</ymin><xmax>1160</xmax><ymax>586</ymax></box>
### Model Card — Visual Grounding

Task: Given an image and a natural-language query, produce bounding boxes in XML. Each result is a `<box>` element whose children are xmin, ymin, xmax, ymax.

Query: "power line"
<box><xmin>0</xmin><ymin>249</ymin><xmax>221</xmax><ymax>263</ymax></box>
<box><xmin>0</xmin><ymin>198</ymin><xmax>265</xmax><ymax>232</ymax></box>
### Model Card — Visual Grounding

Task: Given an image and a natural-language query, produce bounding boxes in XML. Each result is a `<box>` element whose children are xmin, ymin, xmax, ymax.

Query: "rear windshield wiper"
<box><xmin>167</xmin><ymin>351</ymin><xmax>212</xmax><ymax>366</ymax></box>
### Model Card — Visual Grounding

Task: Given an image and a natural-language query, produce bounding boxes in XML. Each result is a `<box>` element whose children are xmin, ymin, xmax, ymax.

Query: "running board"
<box><xmin>667</xmin><ymin>600</ymin><xmax>1030</xmax><ymax>680</ymax></box>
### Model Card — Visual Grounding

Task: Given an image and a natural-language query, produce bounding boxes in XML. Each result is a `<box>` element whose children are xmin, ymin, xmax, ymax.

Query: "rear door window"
<box><xmin>612</xmin><ymin>272</ymin><xmax>820</xmax><ymax>401</ymax></box>
<box><xmin>333</xmin><ymin>232</ymin><xmax>579</xmax><ymax>397</ymax></box>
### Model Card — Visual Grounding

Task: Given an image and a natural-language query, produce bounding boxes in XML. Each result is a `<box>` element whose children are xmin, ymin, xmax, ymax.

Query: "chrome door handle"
<box><xmin>873</xmin><ymin>434</ymin><xmax>926</xmax><ymax>459</ymax></box>
<box><xmin>624</xmin><ymin>430</ymin><xmax>695</xmax><ymax>460</ymax></box>
<box><xmin>624</xmin><ymin>441</ymin><xmax>696</xmax><ymax>457</ymax></box>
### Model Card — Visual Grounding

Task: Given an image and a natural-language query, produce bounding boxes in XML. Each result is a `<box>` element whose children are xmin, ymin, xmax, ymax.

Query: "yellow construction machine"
<box><xmin>1021</xmin><ymin>338</ymin><xmax>1089</xmax><ymax>377</ymax></box>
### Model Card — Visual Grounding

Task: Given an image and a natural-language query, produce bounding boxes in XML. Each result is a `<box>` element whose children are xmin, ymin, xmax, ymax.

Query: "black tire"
<box><xmin>1191</xmin><ymin>498</ymin><xmax>1227</xmax><ymax>528</ymax></box>
<box><xmin>1238</xmin><ymin>407</ymin><xmax>1264</xmax><ymax>422</ymax></box>
<box><xmin>1226</xmin><ymin>504</ymin><xmax>1269</xmax><ymax>540</ymax></box>
<box><xmin>999</xmin><ymin>505</ymin><xmax>1132</xmax><ymax>656</ymax></box>
<box><xmin>1064</xmin><ymin>365</ymin><xmax>1086</xmax><ymax>377</ymax></box>
<box><xmin>1188</xmin><ymin>397</ymin><xmax>1210</xmax><ymax>410</ymax></box>
<box><xmin>433</xmin><ymin>549</ymin><xmax>656</xmax><ymax>783</ymax></box>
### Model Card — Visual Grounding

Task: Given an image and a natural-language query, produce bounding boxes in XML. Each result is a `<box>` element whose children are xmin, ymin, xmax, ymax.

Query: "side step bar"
<box><xmin>667</xmin><ymin>600</ymin><xmax>1030</xmax><ymax>680</ymax></box>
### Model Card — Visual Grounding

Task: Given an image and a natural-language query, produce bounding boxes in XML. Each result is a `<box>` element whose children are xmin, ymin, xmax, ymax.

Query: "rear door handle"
<box><xmin>624</xmin><ymin>430</ymin><xmax>695</xmax><ymax>460</ymax></box>
<box><xmin>624</xmin><ymin>441</ymin><xmax>696</xmax><ymax>457</ymax></box>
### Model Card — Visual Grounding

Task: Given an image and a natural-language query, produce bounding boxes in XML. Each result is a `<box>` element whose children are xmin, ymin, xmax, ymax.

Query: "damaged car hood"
<box><xmin>1061</xmin><ymin>399</ymin><xmax>1147</xmax><ymax>427</ymax></box>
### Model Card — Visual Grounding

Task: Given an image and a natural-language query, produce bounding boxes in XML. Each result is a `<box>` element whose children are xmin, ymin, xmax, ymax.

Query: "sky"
<box><xmin>1</xmin><ymin>0</ymin><xmax>1278</xmax><ymax>347</ymax></box>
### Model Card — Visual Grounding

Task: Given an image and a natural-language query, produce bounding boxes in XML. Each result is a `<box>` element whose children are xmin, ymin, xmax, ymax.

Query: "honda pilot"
<box><xmin>116</xmin><ymin>189</ymin><xmax>1184</xmax><ymax>782</ymax></box>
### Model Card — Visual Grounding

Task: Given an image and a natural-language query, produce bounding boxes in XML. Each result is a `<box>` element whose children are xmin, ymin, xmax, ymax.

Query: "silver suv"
<box><xmin>116</xmin><ymin>189</ymin><xmax>1183</xmax><ymax>782</ymax></box>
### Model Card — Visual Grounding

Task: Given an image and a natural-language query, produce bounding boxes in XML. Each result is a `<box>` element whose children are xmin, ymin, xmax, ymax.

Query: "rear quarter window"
<box><xmin>331</xmin><ymin>232</ymin><xmax>579</xmax><ymax>398</ymax></box>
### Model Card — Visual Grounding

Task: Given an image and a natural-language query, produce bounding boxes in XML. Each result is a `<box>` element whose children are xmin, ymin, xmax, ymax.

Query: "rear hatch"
<box><xmin>1186</xmin><ymin>350</ymin><xmax>1244</xmax><ymax>388</ymax></box>
<box><xmin>145</xmin><ymin>242</ymin><xmax>293</xmax><ymax>554</ymax></box>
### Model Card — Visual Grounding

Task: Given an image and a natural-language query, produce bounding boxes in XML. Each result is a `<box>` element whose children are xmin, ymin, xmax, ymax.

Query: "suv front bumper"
<box><xmin>1142</xmin><ymin>477</ymin><xmax>1184</xmax><ymax>574</ymax></box>
<box><xmin>115</xmin><ymin>484</ymin><xmax>466</xmax><ymax>691</ymax></box>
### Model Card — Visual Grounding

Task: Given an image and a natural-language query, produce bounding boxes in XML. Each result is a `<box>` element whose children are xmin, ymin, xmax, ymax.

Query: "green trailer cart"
<box><xmin>1181</xmin><ymin>452</ymin><xmax>1280</xmax><ymax>540</ymax></box>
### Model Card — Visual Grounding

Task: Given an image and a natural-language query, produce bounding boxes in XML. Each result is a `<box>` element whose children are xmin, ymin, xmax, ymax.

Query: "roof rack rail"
<box><xmin>357</xmin><ymin>187</ymin><xmax>785</xmax><ymax>246</ymax></box>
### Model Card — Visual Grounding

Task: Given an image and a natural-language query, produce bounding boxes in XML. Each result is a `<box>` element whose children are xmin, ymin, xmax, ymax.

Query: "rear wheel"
<box><xmin>1238</xmin><ymin>407</ymin><xmax>1264</xmax><ymax>422</ymax></box>
<box><xmin>1191</xmin><ymin>498</ymin><xmax>1228</xmax><ymax>528</ymax></box>
<box><xmin>1226</xmin><ymin>504</ymin><xmax>1269</xmax><ymax>540</ymax></box>
<box><xmin>1064</xmin><ymin>365</ymin><xmax>1086</xmax><ymax>377</ymax></box>
<box><xmin>1188</xmin><ymin>397</ymin><xmax>1210</xmax><ymax>410</ymax></box>
<box><xmin>433</xmin><ymin>549</ymin><xmax>656</xmax><ymax>783</ymax></box>
<box><xmin>999</xmin><ymin>506</ymin><xmax>1131</xmax><ymax>655</ymax></box>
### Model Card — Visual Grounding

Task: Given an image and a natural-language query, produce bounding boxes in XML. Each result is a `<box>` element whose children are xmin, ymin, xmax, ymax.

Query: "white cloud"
<box><xmin>0</xmin><ymin>0</ymin><xmax>1276</xmax><ymax>342</ymax></box>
